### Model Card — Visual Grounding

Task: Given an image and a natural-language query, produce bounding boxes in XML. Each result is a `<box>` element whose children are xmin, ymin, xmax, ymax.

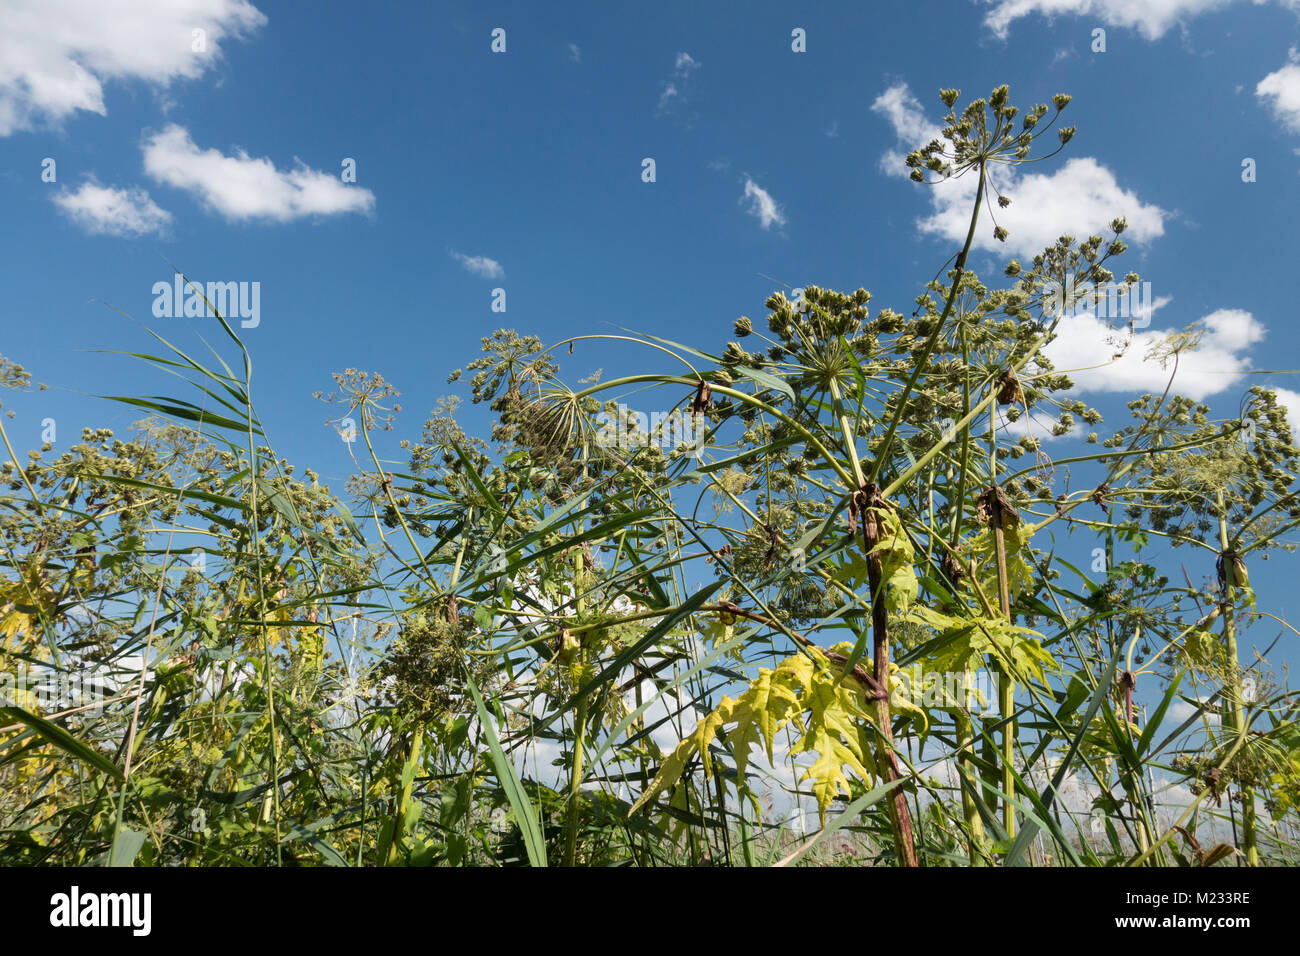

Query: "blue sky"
<box><xmin>2</xmin><ymin>0</ymin><xmax>1299</xmax><ymax>684</ymax></box>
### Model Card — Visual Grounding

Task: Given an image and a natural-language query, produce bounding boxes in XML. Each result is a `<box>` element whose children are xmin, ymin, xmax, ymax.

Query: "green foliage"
<box><xmin>2</xmin><ymin>84</ymin><xmax>1297</xmax><ymax>868</ymax></box>
<box><xmin>630</xmin><ymin>643</ymin><xmax>896</xmax><ymax>823</ymax></box>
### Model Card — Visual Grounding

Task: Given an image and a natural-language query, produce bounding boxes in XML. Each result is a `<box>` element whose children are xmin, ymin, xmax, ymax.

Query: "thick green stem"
<box><xmin>998</xmin><ymin>665</ymin><xmax>1014</xmax><ymax>837</ymax></box>
<box><xmin>563</xmin><ymin>450</ymin><xmax>591</xmax><ymax>867</ymax></box>
<box><xmin>827</xmin><ymin>379</ymin><xmax>916</xmax><ymax>864</ymax></box>
<box><xmin>857</xmin><ymin>489</ymin><xmax>919</xmax><ymax>867</ymax></box>
<box><xmin>384</xmin><ymin>730</ymin><xmax>424</xmax><ymax>866</ymax></box>
<box><xmin>989</xmin><ymin>495</ymin><xmax>1016</xmax><ymax>838</ymax></box>
<box><xmin>955</xmin><ymin>707</ymin><xmax>986</xmax><ymax>864</ymax></box>
<box><xmin>949</xmin><ymin>328</ymin><xmax>986</xmax><ymax>863</ymax></box>
<box><xmin>562</xmin><ymin>683</ymin><xmax>589</xmax><ymax>867</ymax></box>
<box><xmin>1217</xmin><ymin>493</ymin><xmax>1258</xmax><ymax>865</ymax></box>
<box><xmin>828</xmin><ymin>378</ymin><xmax>865</xmax><ymax>487</ymax></box>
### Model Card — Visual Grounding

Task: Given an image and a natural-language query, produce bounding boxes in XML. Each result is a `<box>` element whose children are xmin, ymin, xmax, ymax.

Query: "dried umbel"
<box><xmin>940</xmin><ymin>542</ymin><xmax>967</xmax><ymax>589</ymax></box>
<box><xmin>1217</xmin><ymin>548</ymin><xmax>1250</xmax><ymax>592</ymax></box>
<box><xmin>976</xmin><ymin>485</ymin><xmax>1021</xmax><ymax>528</ymax></box>
<box><xmin>847</xmin><ymin>481</ymin><xmax>889</xmax><ymax>540</ymax></box>
<box><xmin>1118</xmin><ymin>670</ymin><xmax>1137</xmax><ymax>724</ymax></box>
<box><xmin>1091</xmin><ymin>482</ymin><xmax>1111</xmax><ymax>513</ymax></box>
<box><xmin>1205</xmin><ymin>766</ymin><xmax>1225</xmax><ymax>807</ymax></box>
<box><xmin>758</xmin><ymin>523</ymin><xmax>782</xmax><ymax>571</ymax></box>
<box><xmin>996</xmin><ymin>370</ymin><xmax>1024</xmax><ymax>406</ymax></box>
<box><xmin>706</xmin><ymin>543</ymin><xmax>733</xmax><ymax>566</ymax></box>
<box><xmin>314</xmin><ymin>368</ymin><xmax>403</xmax><ymax>432</ymax></box>
<box><xmin>691</xmin><ymin>379</ymin><xmax>713</xmax><ymax>416</ymax></box>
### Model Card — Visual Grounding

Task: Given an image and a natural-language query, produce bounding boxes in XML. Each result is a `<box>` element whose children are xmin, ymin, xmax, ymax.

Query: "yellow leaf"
<box><xmin>630</xmin><ymin>643</ymin><xmax>882</xmax><ymax>822</ymax></box>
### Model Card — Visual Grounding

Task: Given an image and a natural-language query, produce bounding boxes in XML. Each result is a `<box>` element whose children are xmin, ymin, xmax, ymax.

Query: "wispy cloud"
<box><xmin>142</xmin><ymin>124</ymin><xmax>375</xmax><ymax>222</ymax></box>
<box><xmin>451</xmin><ymin>251</ymin><xmax>504</xmax><ymax>279</ymax></box>
<box><xmin>740</xmin><ymin>175</ymin><xmax>786</xmax><ymax>231</ymax></box>
<box><xmin>978</xmin><ymin>6</ymin><xmax>1300</xmax><ymax>160</ymax></box>
<box><xmin>656</xmin><ymin>51</ymin><xmax>700</xmax><ymax>114</ymax></box>
<box><xmin>870</xmin><ymin>84</ymin><xmax>943</xmax><ymax>177</ymax></box>
<box><xmin>567</xmin><ymin>42</ymin><xmax>581</xmax><ymax>63</ymax></box>
<box><xmin>981</xmin><ymin>0</ymin><xmax>1245</xmax><ymax>41</ymax></box>
<box><xmin>0</xmin><ymin>0</ymin><xmax>266</xmax><ymax>136</ymax></box>
<box><xmin>52</xmin><ymin>180</ymin><xmax>172</xmax><ymax>237</ymax></box>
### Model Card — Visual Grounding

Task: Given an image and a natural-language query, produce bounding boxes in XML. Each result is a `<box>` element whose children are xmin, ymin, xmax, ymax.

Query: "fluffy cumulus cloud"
<box><xmin>1257</xmin><ymin>48</ymin><xmax>1300</xmax><ymax>133</ymax></box>
<box><xmin>451</xmin><ymin>251</ymin><xmax>504</xmax><ymax>279</ymax></box>
<box><xmin>52</xmin><ymin>181</ymin><xmax>172</xmax><ymax>237</ymax></box>
<box><xmin>0</xmin><ymin>0</ymin><xmax>266</xmax><ymax>136</ymax></box>
<box><xmin>872</xmin><ymin>83</ymin><xmax>1167</xmax><ymax>258</ymax></box>
<box><xmin>1044</xmin><ymin>307</ymin><xmax>1265</xmax><ymax>400</ymax></box>
<box><xmin>740</xmin><ymin>175</ymin><xmax>787</xmax><ymax>231</ymax></box>
<box><xmin>141</xmin><ymin>124</ymin><xmax>375</xmax><ymax>222</ymax></box>
<box><xmin>924</xmin><ymin>157</ymin><xmax>1166</xmax><ymax>256</ymax></box>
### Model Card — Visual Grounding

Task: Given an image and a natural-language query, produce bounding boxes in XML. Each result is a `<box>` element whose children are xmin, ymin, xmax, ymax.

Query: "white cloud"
<box><xmin>1131</xmin><ymin>293</ymin><xmax>1174</xmax><ymax>327</ymax></box>
<box><xmin>871</xmin><ymin>84</ymin><xmax>941</xmax><ymax>177</ymax></box>
<box><xmin>996</xmin><ymin>406</ymin><xmax>1080</xmax><ymax>441</ymax></box>
<box><xmin>1273</xmin><ymin>387</ymin><xmax>1300</xmax><ymax>428</ymax></box>
<box><xmin>1168</xmin><ymin>695</ymin><xmax>1219</xmax><ymax>726</ymax></box>
<box><xmin>0</xmin><ymin>0</ymin><xmax>265</xmax><ymax>136</ymax></box>
<box><xmin>981</xmin><ymin>0</ymin><xmax>1239</xmax><ymax>40</ymax></box>
<box><xmin>1257</xmin><ymin>49</ymin><xmax>1300</xmax><ymax>133</ymax></box>
<box><xmin>568</xmin><ymin>42</ymin><xmax>581</xmax><ymax>63</ymax></box>
<box><xmin>1044</xmin><ymin>307</ymin><xmax>1265</xmax><ymax>400</ymax></box>
<box><xmin>740</xmin><ymin>175</ymin><xmax>787</xmax><ymax>231</ymax></box>
<box><xmin>657</xmin><ymin>51</ymin><xmax>700</xmax><ymax>114</ymax></box>
<box><xmin>922</xmin><ymin>157</ymin><xmax>1166</xmax><ymax>256</ymax></box>
<box><xmin>451</xmin><ymin>251</ymin><xmax>504</xmax><ymax>279</ymax></box>
<box><xmin>52</xmin><ymin>181</ymin><xmax>172</xmax><ymax>237</ymax></box>
<box><xmin>872</xmin><ymin>84</ymin><xmax>1167</xmax><ymax>257</ymax></box>
<box><xmin>142</xmin><ymin>124</ymin><xmax>375</xmax><ymax>222</ymax></box>
<box><xmin>978</xmin><ymin>7</ymin><xmax>1300</xmax><ymax>152</ymax></box>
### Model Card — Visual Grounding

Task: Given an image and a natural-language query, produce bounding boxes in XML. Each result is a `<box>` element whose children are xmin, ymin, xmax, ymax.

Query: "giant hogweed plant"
<box><xmin>561</xmin><ymin>85</ymin><xmax>1139</xmax><ymax>862</ymax></box>
<box><xmin>2</xmin><ymin>86</ymin><xmax>1298</xmax><ymax>867</ymax></box>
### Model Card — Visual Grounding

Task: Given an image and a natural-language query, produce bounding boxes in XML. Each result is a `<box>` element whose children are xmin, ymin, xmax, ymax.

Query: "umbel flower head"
<box><xmin>906</xmin><ymin>85</ymin><xmax>1073</xmax><ymax>184</ymax></box>
<box><xmin>904</xmin><ymin>85</ymin><xmax>1075</xmax><ymax>247</ymax></box>
<box><xmin>1104</xmin><ymin>387</ymin><xmax>1300</xmax><ymax>547</ymax></box>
